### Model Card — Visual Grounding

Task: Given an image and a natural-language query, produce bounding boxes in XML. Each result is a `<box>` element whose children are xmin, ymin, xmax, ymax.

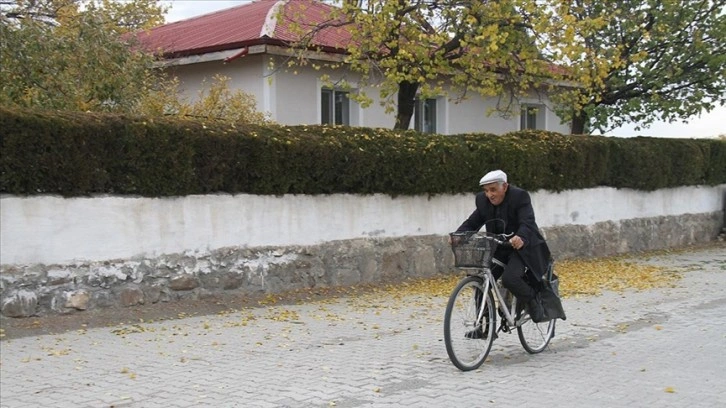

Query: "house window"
<box><xmin>520</xmin><ymin>104</ymin><xmax>545</xmax><ymax>130</ymax></box>
<box><xmin>414</xmin><ymin>98</ymin><xmax>437</xmax><ymax>133</ymax></box>
<box><xmin>321</xmin><ymin>89</ymin><xmax>350</xmax><ymax>125</ymax></box>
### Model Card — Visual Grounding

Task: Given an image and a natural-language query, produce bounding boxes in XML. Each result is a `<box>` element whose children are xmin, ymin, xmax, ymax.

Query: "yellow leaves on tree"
<box><xmin>136</xmin><ymin>75</ymin><xmax>271</xmax><ymax>125</ymax></box>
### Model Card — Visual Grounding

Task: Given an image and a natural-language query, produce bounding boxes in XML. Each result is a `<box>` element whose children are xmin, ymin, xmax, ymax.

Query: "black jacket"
<box><xmin>456</xmin><ymin>185</ymin><xmax>551</xmax><ymax>281</ymax></box>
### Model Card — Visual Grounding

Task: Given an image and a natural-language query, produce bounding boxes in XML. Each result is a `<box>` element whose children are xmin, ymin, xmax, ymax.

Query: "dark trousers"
<box><xmin>493</xmin><ymin>251</ymin><xmax>538</xmax><ymax>303</ymax></box>
<box><xmin>474</xmin><ymin>250</ymin><xmax>540</xmax><ymax>321</ymax></box>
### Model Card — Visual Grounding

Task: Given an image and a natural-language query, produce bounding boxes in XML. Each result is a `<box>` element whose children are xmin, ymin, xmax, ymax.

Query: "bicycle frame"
<box><xmin>470</xmin><ymin>268</ymin><xmax>525</xmax><ymax>328</ymax></box>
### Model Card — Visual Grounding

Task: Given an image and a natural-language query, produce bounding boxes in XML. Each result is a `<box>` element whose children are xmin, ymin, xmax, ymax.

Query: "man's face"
<box><xmin>482</xmin><ymin>182</ymin><xmax>508</xmax><ymax>205</ymax></box>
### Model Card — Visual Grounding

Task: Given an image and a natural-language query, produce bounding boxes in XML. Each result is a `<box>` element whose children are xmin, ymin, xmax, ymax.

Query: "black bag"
<box><xmin>540</xmin><ymin>273</ymin><xmax>566</xmax><ymax>321</ymax></box>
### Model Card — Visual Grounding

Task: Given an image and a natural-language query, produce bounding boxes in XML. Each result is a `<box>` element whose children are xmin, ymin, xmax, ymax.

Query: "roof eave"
<box><xmin>159</xmin><ymin>37</ymin><xmax>281</xmax><ymax>59</ymax></box>
<box><xmin>156</xmin><ymin>41</ymin><xmax>349</xmax><ymax>67</ymax></box>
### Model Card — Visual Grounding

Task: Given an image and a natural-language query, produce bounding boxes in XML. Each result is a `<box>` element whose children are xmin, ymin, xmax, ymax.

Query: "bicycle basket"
<box><xmin>449</xmin><ymin>232</ymin><xmax>493</xmax><ymax>268</ymax></box>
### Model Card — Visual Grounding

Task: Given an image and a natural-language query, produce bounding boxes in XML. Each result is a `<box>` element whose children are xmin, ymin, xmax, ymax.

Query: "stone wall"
<box><xmin>543</xmin><ymin>212</ymin><xmax>724</xmax><ymax>258</ymax></box>
<box><xmin>1</xmin><ymin>211</ymin><xmax>722</xmax><ymax>318</ymax></box>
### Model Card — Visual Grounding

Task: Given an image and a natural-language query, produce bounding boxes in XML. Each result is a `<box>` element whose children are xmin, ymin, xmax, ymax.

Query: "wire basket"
<box><xmin>449</xmin><ymin>232</ymin><xmax>494</xmax><ymax>268</ymax></box>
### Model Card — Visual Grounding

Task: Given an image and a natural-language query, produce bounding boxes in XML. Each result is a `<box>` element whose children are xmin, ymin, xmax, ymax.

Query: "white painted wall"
<box><xmin>446</xmin><ymin>94</ymin><xmax>514</xmax><ymax>134</ymax></box>
<box><xmin>545</xmin><ymin>108</ymin><xmax>571</xmax><ymax>134</ymax></box>
<box><xmin>1</xmin><ymin>185</ymin><xmax>723</xmax><ymax>265</ymax></box>
<box><xmin>272</xmin><ymin>58</ymin><xmax>321</xmax><ymax>125</ymax></box>
<box><xmin>272</xmin><ymin>60</ymin><xmax>390</xmax><ymax>128</ymax></box>
<box><xmin>170</xmin><ymin>56</ymin><xmax>267</xmax><ymax>112</ymax></box>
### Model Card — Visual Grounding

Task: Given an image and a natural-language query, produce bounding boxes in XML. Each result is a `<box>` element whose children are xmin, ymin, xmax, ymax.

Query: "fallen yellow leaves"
<box><xmin>379</xmin><ymin>275</ymin><xmax>459</xmax><ymax>298</ymax></box>
<box><xmin>120</xmin><ymin>367</ymin><xmax>137</xmax><ymax>380</ymax></box>
<box><xmin>556</xmin><ymin>258</ymin><xmax>681</xmax><ymax>297</ymax></box>
<box><xmin>111</xmin><ymin>324</ymin><xmax>155</xmax><ymax>336</ymax></box>
<box><xmin>93</xmin><ymin>251</ymin><xmax>683</xmax><ymax>342</ymax></box>
<box><xmin>265</xmin><ymin>308</ymin><xmax>301</xmax><ymax>322</ymax></box>
<box><xmin>222</xmin><ymin>313</ymin><xmax>256</xmax><ymax>328</ymax></box>
<box><xmin>335</xmin><ymin>254</ymin><xmax>681</xmax><ymax>305</ymax></box>
<box><xmin>42</xmin><ymin>347</ymin><xmax>71</xmax><ymax>357</ymax></box>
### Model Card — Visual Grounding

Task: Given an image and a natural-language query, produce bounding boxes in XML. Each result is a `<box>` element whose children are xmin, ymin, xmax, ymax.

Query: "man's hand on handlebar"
<box><xmin>509</xmin><ymin>235</ymin><xmax>524</xmax><ymax>250</ymax></box>
<box><xmin>448</xmin><ymin>234</ymin><xmax>463</xmax><ymax>245</ymax></box>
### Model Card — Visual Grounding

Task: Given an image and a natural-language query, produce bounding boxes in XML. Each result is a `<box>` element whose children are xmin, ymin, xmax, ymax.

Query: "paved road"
<box><xmin>1</xmin><ymin>245</ymin><xmax>725</xmax><ymax>408</ymax></box>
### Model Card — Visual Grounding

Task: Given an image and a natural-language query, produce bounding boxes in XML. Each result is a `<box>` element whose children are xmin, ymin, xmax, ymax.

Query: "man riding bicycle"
<box><xmin>455</xmin><ymin>170</ymin><xmax>550</xmax><ymax>326</ymax></box>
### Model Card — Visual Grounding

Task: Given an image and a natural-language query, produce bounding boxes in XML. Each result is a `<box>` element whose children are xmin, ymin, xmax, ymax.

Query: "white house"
<box><xmin>138</xmin><ymin>0</ymin><xmax>572</xmax><ymax>135</ymax></box>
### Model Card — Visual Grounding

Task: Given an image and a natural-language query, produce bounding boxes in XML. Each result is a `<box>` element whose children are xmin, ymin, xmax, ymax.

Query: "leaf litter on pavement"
<box><xmin>111</xmin><ymin>251</ymin><xmax>684</xmax><ymax>335</ymax></box>
<box><xmin>347</xmin><ymin>252</ymin><xmax>685</xmax><ymax>303</ymax></box>
<box><xmin>555</xmin><ymin>257</ymin><xmax>682</xmax><ymax>298</ymax></box>
<box><xmin>26</xmin><ymin>247</ymin><xmax>681</xmax><ymax>345</ymax></box>
<box><xmin>7</xmin><ymin>246</ymin><xmax>705</xmax><ymax>391</ymax></box>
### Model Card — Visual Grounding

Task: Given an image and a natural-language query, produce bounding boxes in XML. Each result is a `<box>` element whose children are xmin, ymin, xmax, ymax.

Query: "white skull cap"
<box><xmin>479</xmin><ymin>169</ymin><xmax>507</xmax><ymax>186</ymax></box>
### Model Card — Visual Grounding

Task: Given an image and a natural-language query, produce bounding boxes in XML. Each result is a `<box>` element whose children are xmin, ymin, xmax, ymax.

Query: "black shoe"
<box><xmin>465</xmin><ymin>324</ymin><xmax>497</xmax><ymax>340</ymax></box>
<box><xmin>527</xmin><ymin>298</ymin><xmax>547</xmax><ymax>323</ymax></box>
<box><xmin>465</xmin><ymin>328</ymin><xmax>485</xmax><ymax>339</ymax></box>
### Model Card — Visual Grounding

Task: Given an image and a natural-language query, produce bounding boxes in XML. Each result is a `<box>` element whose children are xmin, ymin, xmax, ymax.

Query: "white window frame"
<box><xmin>520</xmin><ymin>104</ymin><xmax>546</xmax><ymax>130</ymax></box>
<box><xmin>414</xmin><ymin>97</ymin><xmax>438</xmax><ymax>134</ymax></box>
<box><xmin>321</xmin><ymin>88</ymin><xmax>351</xmax><ymax>125</ymax></box>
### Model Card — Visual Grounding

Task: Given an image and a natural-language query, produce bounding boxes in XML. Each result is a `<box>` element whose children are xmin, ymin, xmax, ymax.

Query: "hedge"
<box><xmin>1</xmin><ymin>107</ymin><xmax>724</xmax><ymax>197</ymax></box>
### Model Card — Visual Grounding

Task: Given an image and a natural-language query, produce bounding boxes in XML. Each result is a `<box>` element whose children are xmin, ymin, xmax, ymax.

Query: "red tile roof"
<box><xmin>137</xmin><ymin>0</ymin><xmax>352</xmax><ymax>58</ymax></box>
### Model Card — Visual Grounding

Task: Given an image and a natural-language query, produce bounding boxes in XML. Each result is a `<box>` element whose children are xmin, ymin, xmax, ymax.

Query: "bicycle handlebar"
<box><xmin>492</xmin><ymin>233</ymin><xmax>514</xmax><ymax>247</ymax></box>
<box><xmin>449</xmin><ymin>231</ymin><xmax>514</xmax><ymax>247</ymax></box>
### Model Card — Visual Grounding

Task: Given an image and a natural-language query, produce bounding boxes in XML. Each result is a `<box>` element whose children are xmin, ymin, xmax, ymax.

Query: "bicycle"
<box><xmin>443</xmin><ymin>230</ymin><xmax>557</xmax><ymax>371</ymax></box>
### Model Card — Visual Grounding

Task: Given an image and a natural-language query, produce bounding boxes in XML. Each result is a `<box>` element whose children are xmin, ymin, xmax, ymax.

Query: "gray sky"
<box><xmin>161</xmin><ymin>0</ymin><xmax>725</xmax><ymax>138</ymax></box>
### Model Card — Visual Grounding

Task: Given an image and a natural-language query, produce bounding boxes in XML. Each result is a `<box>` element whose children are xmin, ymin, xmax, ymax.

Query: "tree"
<box><xmin>0</xmin><ymin>0</ymin><xmax>165</xmax><ymax>31</ymax></box>
<box><xmin>552</xmin><ymin>0</ymin><xmax>726</xmax><ymax>134</ymax></box>
<box><xmin>284</xmin><ymin>0</ymin><xmax>578</xmax><ymax>130</ymax></box>
<box><xmin>0</xmin><ymin>0</ymin><xmax>166</xmax><ymax>112</ymax></box>
<box><xmin>286</xmin><ymin>0</ymin><xmax>724</xmax><ymax>134</ymax></box>
<box><xmin>0</xmin><ymin>0</ymin><xmax>269</xmax><ymax>124</ymax></box>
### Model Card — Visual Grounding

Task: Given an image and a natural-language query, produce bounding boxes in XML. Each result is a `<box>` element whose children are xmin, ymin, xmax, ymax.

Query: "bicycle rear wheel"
<box><xmin>443</xmin><ymin>276</ymin><xmax>496</xmax><ymax>371</ymax></box>
<box><xmin>516</xmin><ymin>299</ymin><xmax>555</xmax><ymax>354</ymax></box>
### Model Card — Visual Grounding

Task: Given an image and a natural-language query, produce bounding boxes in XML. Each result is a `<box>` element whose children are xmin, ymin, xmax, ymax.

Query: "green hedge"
<box><xmin>1</xmin><ymin>107</ymin><xmax>724</xmax><ymax>197</ymax></box>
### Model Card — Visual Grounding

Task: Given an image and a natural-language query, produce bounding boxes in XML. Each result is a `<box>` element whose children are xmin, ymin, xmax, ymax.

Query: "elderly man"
<box><xmin>455</xmin><ymin>169</ymin><xmax>550</xmax><ymax>324</ymax></box>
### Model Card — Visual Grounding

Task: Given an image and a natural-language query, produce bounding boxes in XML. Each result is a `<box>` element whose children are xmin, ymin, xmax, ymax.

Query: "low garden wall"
<box><xmin>1</xmin><ymin>185</ymin><xmax>723</xmax><ymax>317</ymax></box>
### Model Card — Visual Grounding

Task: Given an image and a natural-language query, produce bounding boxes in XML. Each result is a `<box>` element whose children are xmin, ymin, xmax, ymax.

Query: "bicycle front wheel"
<box><xmin>516</xmin><ymin>299</ymin><xmax>555</xmax><ymax>354</ymax></box>
<box><xmin>443</xmin><ymin>276</ymin><xmax>496</xmax><ymax>371</ymax></box>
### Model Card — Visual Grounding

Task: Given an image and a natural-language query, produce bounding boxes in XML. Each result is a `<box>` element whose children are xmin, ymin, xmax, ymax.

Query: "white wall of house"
<box><xmin>168</xmin><ymin>56</ymin><xmax>268</xmax><ymax>115</ymax></box>
<box><xmin>446</xmin><ymin>94</ymin><xmax>513</xmax><ymax>135</ymax></box>
<box><xmin>547</xmin><ymin>109</ymin><xmax>570</xmax><ymax>133</ymax></box>
<box><xmin>1</xmin><ymin>185</ymin><xmax>723</xmax><ymax>266</ymax></box>
<box><xmin>519</xmin><ymin>93</ymin><xmax>572</xmax><ymax>134</ymax></box>
<box><xmin>273</xmin><ymin>66</ymin><xmax>318</xmax><ymax>125</ymax></box>
<box><xmin>163</xmin><ymin>53</ymin><xmax>571</xmax><ymax>134</ymax></box>
<box><xmin>269</xmin><ymin>58</ymin><xmax>395</xmax><ymax>128</ymax></box>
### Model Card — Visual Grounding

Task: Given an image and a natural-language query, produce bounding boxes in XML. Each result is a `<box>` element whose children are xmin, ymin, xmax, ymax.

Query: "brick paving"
<box><xmin>1</xmin><ymin>245</ymin><xmax>725</xmax><ymax>408</ymax></box>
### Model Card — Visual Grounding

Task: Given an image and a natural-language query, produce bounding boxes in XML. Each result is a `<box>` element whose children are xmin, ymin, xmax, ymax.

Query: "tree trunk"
<box><xmin>571</xmin><ymin>110</ymin><xmax>588</xmax><ymax>135</ymax></box>
<box><xmin>394</xmin><ymin>81</ymin><xmax>419</xmax><ymax>130</ymax></box>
